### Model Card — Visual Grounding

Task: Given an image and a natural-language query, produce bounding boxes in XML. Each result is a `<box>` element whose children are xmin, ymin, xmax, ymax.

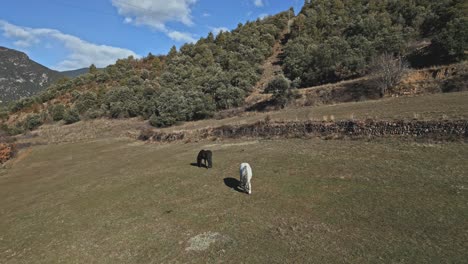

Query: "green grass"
<box><xmin>1</xmin><ymin>138</ymin><xmax>467</xmax><ymax>263</ymax></box>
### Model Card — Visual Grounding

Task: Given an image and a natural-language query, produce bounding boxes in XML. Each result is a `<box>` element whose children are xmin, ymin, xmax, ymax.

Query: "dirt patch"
<box><xmin>395</xmin><ymin>63</ymin><xmax>467</xmax><ymax>95</ymax></box>
<box><xmin>185</xmin><ymin>232</ymin><xmax>231</xmax><ymax>252</ymax></box>
<box><xmin>17</xmin><ymin>118</ymin><xmax>145</xmax><ymax>145</ymax></box>
<box><xmin>246</xmin><ymin>24</ymin><xmax>290</xmax><ymax>106</ymax></box>
<box><xmin>7</xmin><ymin>147</ymin><xmax>32</xmax><ymax>167</ymax></box>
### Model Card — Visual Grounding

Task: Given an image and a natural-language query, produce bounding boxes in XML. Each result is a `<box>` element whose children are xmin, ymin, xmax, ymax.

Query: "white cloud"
<box><xmin>167</xmin><ymin>30</ymin><xmax>196</xmax><ymax>43</ymax></box>
<box><xmin>111</xmin><ymin>0</ymin><xmax>198</xmax><ymax>43</ymax></box>
<box><xmin>254</xmin><ymin>0</ymin><xmax>264</xmax><ymax>7</ymax></box>
<box><xmin>0</xmin><ymin>20</ymin><xmax>139</xmax><ymax>71</ymax></box>
<box><xmin>210</xmin><ymin>27</ymin><xmax>229</xmax><ymax>36</ymax></box>
<box><xmin>14</xmin><ymin>40</ymin><xmax>34</xmax><ymax>48</ymax></box>
<box><xmin>259</xmin><ymin>13</ymin><xmax>269</xmax><ymax>19</ymax></box>
<box><xmin>202</xmin><ymin>13</ymin><xmax>210</xmax><ymax>17</ymax></box>
<box><xmin>2</xmin><ymin>22</ymin><xmax>39</xmax><ymax>47</ymax></box>
<box><xmin>111</xmin><ymin>0</ymin><xmax>196</xmax><ymax>30</ymax></box>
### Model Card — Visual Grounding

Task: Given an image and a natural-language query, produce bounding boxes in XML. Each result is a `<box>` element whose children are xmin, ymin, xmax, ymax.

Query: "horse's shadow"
<box><xmin>224</xmin><ymin>178</ymin><xmax>243</xmax><ymax>193</ymax></box>
<box><xmin>190</xmin><ymin>162</ymin><xmax>208</xmax><ymax>168</ymax></box>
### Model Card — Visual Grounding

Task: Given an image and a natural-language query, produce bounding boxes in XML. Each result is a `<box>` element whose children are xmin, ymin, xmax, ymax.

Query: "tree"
<box><xmin>24</xmin><ymin>114</ymin><xmax>42</xmax><ymax>131</ymax></box>
<box><xmin>89</xmin><ymin>64</ymin><xmax>98</xmax><ymax>74</ymax></box>
<box><xmin>167</xmin><ymin>45</ymin><xmax>178</xmax><ymax>60</ymax></box>
<box><xmin>63</xmin><ymin>108</ymin><xmax>80</xmax><ymax>124</ymax></box>
<box><xmin>149</xmin><ymin>114</ymin><xmax>176</xmax><ymax>128</ymax></box>
<box><xmin>370</xmin><ymin>53</ymin><xmax>408</xmax><ymax>97</ymax></box>
<box><xmin>75</xmin><ymin>92</ymin><xmax>98</xmax><ymax>114</ymax></box>
<box><xmin>265</xmin><ymin>75</ymin><xmax>298</xmax><ymax>108</ymax></box>
<box><xmin>49</xmin><ymin>104</ymin><xmax>66</xmax><ymax>121</ymax></box>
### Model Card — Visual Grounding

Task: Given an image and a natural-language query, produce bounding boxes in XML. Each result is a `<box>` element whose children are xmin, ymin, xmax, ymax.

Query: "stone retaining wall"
<box><xmin>139</xmin><ymin>120</ymin><xmax>468</xmax><ymax>143</ymax></box>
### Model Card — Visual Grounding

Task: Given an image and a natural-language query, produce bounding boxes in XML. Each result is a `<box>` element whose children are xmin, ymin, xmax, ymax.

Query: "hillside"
<box><xmin>0</xmin><ymin>46</ymin><xmax>64</xmax><ymax>102</ymax></box>
<box><xmin>3</xmin><ymin>11</ymin><xmax>291</xmax><ymax>131</ymax></box>
<box><xmin>284</xmin><ymin>0</ymin><xmax>467</xmax><ymax>87</ymax></box>
<box><xmin>60</xmin><ymin>68</ymin><xmax>90</xmax><ymax>78</ymax></box>
<box><xmin>2</xmin><ymin>0</ymin><xmax>467</xmax><ymax>135</ymax></box>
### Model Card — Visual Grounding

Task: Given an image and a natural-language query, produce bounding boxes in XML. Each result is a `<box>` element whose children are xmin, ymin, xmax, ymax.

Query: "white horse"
<box><xmin>239</xmin><ymin>163</ymin><xmax>253</xmax><ymax>194</ymax></box>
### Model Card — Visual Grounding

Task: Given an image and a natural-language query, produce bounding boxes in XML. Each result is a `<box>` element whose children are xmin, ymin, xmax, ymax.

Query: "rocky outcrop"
<box><xmin>395</xmin><ymin>63</ymin><xmax>467</xmax><ymax>96</ymax></box>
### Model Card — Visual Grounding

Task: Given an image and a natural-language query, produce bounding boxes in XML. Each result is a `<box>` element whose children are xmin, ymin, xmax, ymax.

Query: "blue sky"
<box><xmin>0</xmin><ymin>0</ymin><xmax>302</xmax><ymax>71</ymax></box>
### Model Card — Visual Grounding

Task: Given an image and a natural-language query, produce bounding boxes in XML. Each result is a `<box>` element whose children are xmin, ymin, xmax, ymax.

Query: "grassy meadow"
<box><xmin>1</xmin><ymin>137</ymin><xmax>467</xmax><ymax>263</ymax></box>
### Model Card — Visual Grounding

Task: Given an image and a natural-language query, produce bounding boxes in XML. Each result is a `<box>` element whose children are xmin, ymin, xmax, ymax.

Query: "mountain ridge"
<box><xmin>0</xmin><ymin>46</ymin><xmax>64</xmax><ymax>102</ymax></box>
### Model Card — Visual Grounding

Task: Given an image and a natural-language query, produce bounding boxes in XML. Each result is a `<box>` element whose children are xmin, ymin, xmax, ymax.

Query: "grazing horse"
<box><xmin>197</xmin><ymin>150</ymin><xmax>212</xmax><ymax>168</ymax></box>
<box><xmin>239</xmin><ymin>163</ymin><xmax>252</xmax><ymax>194</ymax></box>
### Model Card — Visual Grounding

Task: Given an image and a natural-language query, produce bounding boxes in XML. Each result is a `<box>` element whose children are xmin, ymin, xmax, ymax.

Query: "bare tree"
<box><xmin>370</xmin><ymin>53</ymin><xmax>409</xmax><ymax>97</ymax></box>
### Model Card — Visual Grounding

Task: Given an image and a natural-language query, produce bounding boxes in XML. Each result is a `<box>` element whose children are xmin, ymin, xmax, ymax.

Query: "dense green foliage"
<box><xmin>49</xmin><ymin>104</ymin><xmax>66</xmax><ymax>121</ymax></box>
<box><xmin>284</xmin><ymin>0</ymin><xmax>467</xmax><ymax>87</ymax></box>
<box><xmin>63</xmin><ymin>108</ymin><xmax>81</xmax><ymax>124</ymax></box>
<box><xmin>265</xmin><ymin>75</ymin><xmax>299</xmax><ymax>108</ymax></box>
<box><xmin>24</xmin><ymin>114</ymin><xmax>43</xmax><ymax>131</ymax></box>
<box><xmin>7</xmin><ymin>12</ymin><xmax>290</xmax><ymax>128</ymax></box>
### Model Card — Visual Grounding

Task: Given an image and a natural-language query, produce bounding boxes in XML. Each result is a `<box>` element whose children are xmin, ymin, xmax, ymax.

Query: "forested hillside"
<box><xmin>2</xmin><ymin>0</ymin><xmax>467</xmax><ymax>134</ymax></box>
<box><xmin>3</xmin><ymin>11</ymin><xmax>290</xmax><ymax>132</ymax></box>
<box><xmin>283</xmin><ymin>0</ymin><xmax>467</xmax><ymax>87</ymax></box>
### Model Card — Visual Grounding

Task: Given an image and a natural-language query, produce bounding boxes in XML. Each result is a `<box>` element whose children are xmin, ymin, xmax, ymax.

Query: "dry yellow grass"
<box><xmin>161</xmin><ymin>91</ymin><xmax>468</xmax><ymax>133</ymax></box>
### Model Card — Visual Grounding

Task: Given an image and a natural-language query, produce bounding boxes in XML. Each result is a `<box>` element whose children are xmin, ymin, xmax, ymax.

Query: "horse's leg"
<box><xmin>239</xmin><ymin>175</ymin><xmax>245</xmax><ymax>191</ymax></box>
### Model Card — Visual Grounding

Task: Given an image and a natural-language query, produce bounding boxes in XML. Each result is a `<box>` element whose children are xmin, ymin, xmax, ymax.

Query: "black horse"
<box><xmin>197</xmin><ymin>150</ymin><xmax>212</xmax><ymax>168</ymax></box>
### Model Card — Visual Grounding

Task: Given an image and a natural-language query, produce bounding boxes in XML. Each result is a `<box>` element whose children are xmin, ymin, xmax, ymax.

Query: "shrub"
<box><xmin>24</xmin><ymin>114</ymin><xmax>43</xmax><ymax>131</ymax></box>
<box><xmin>108</xmin><ymin>101</ymin><xmax>139</xmax><ymax>118</ymax></box>
<box><xmin>0</xmin><ymin>111</ymin><xmax>8</xmax><ymax>121</ymax></box>
<box><xmin>0</xmin><ymin>143</ymin><xmax>15</xmax><ymax>163</ymax></box>
<box><xmin>103</xmin><ymin>87</ymin><xmax>141</xmax><ymax>118</ymax></box>
<box><xmin>49</xmin><ymin>104</ymin><xmax>66</xmax><ymax>121</ymax></box>
<box><xmin>149</xmin><ymin>114</ymin><xmax>176</xmax><ymax>128</ymax></box>
<box><xmin>63</xmin><ymin>108</ymin><xmax>80</xmax><ymax>124</ymax></box>
<box><xmin>84</xmin><ymin>108</ymin><xmax>104</xmax><ymax>119</ymax></box>
<box><xmin>370</xmin><ymin>53</ymin><xmax>408</xmax><ymax>97</ymax></box>
<box><xmin>2</xmin><ymin>123</ymin><xmax>24</xmax><ymax>136</ymax></box>
<box><xmin>75</xmin><ymin>92</ymin><xmax>98</xmax><ymax>114</ymax></box>
<box><xmin>265</xmin><ymin>75</ymin><xmax>298</xmax><ymax>108</ymax></box>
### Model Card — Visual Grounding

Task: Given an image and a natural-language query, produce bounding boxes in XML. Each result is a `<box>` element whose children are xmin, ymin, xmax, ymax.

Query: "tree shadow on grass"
<box><xmin>245</xmin><ymin>98</ymin><xmax>279</xmax><ymax>112</ymax></box>
<box><xmin>223</xmin><ymin>178</ymin><xmax>244</xmax><ymax>193</ymax></box>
